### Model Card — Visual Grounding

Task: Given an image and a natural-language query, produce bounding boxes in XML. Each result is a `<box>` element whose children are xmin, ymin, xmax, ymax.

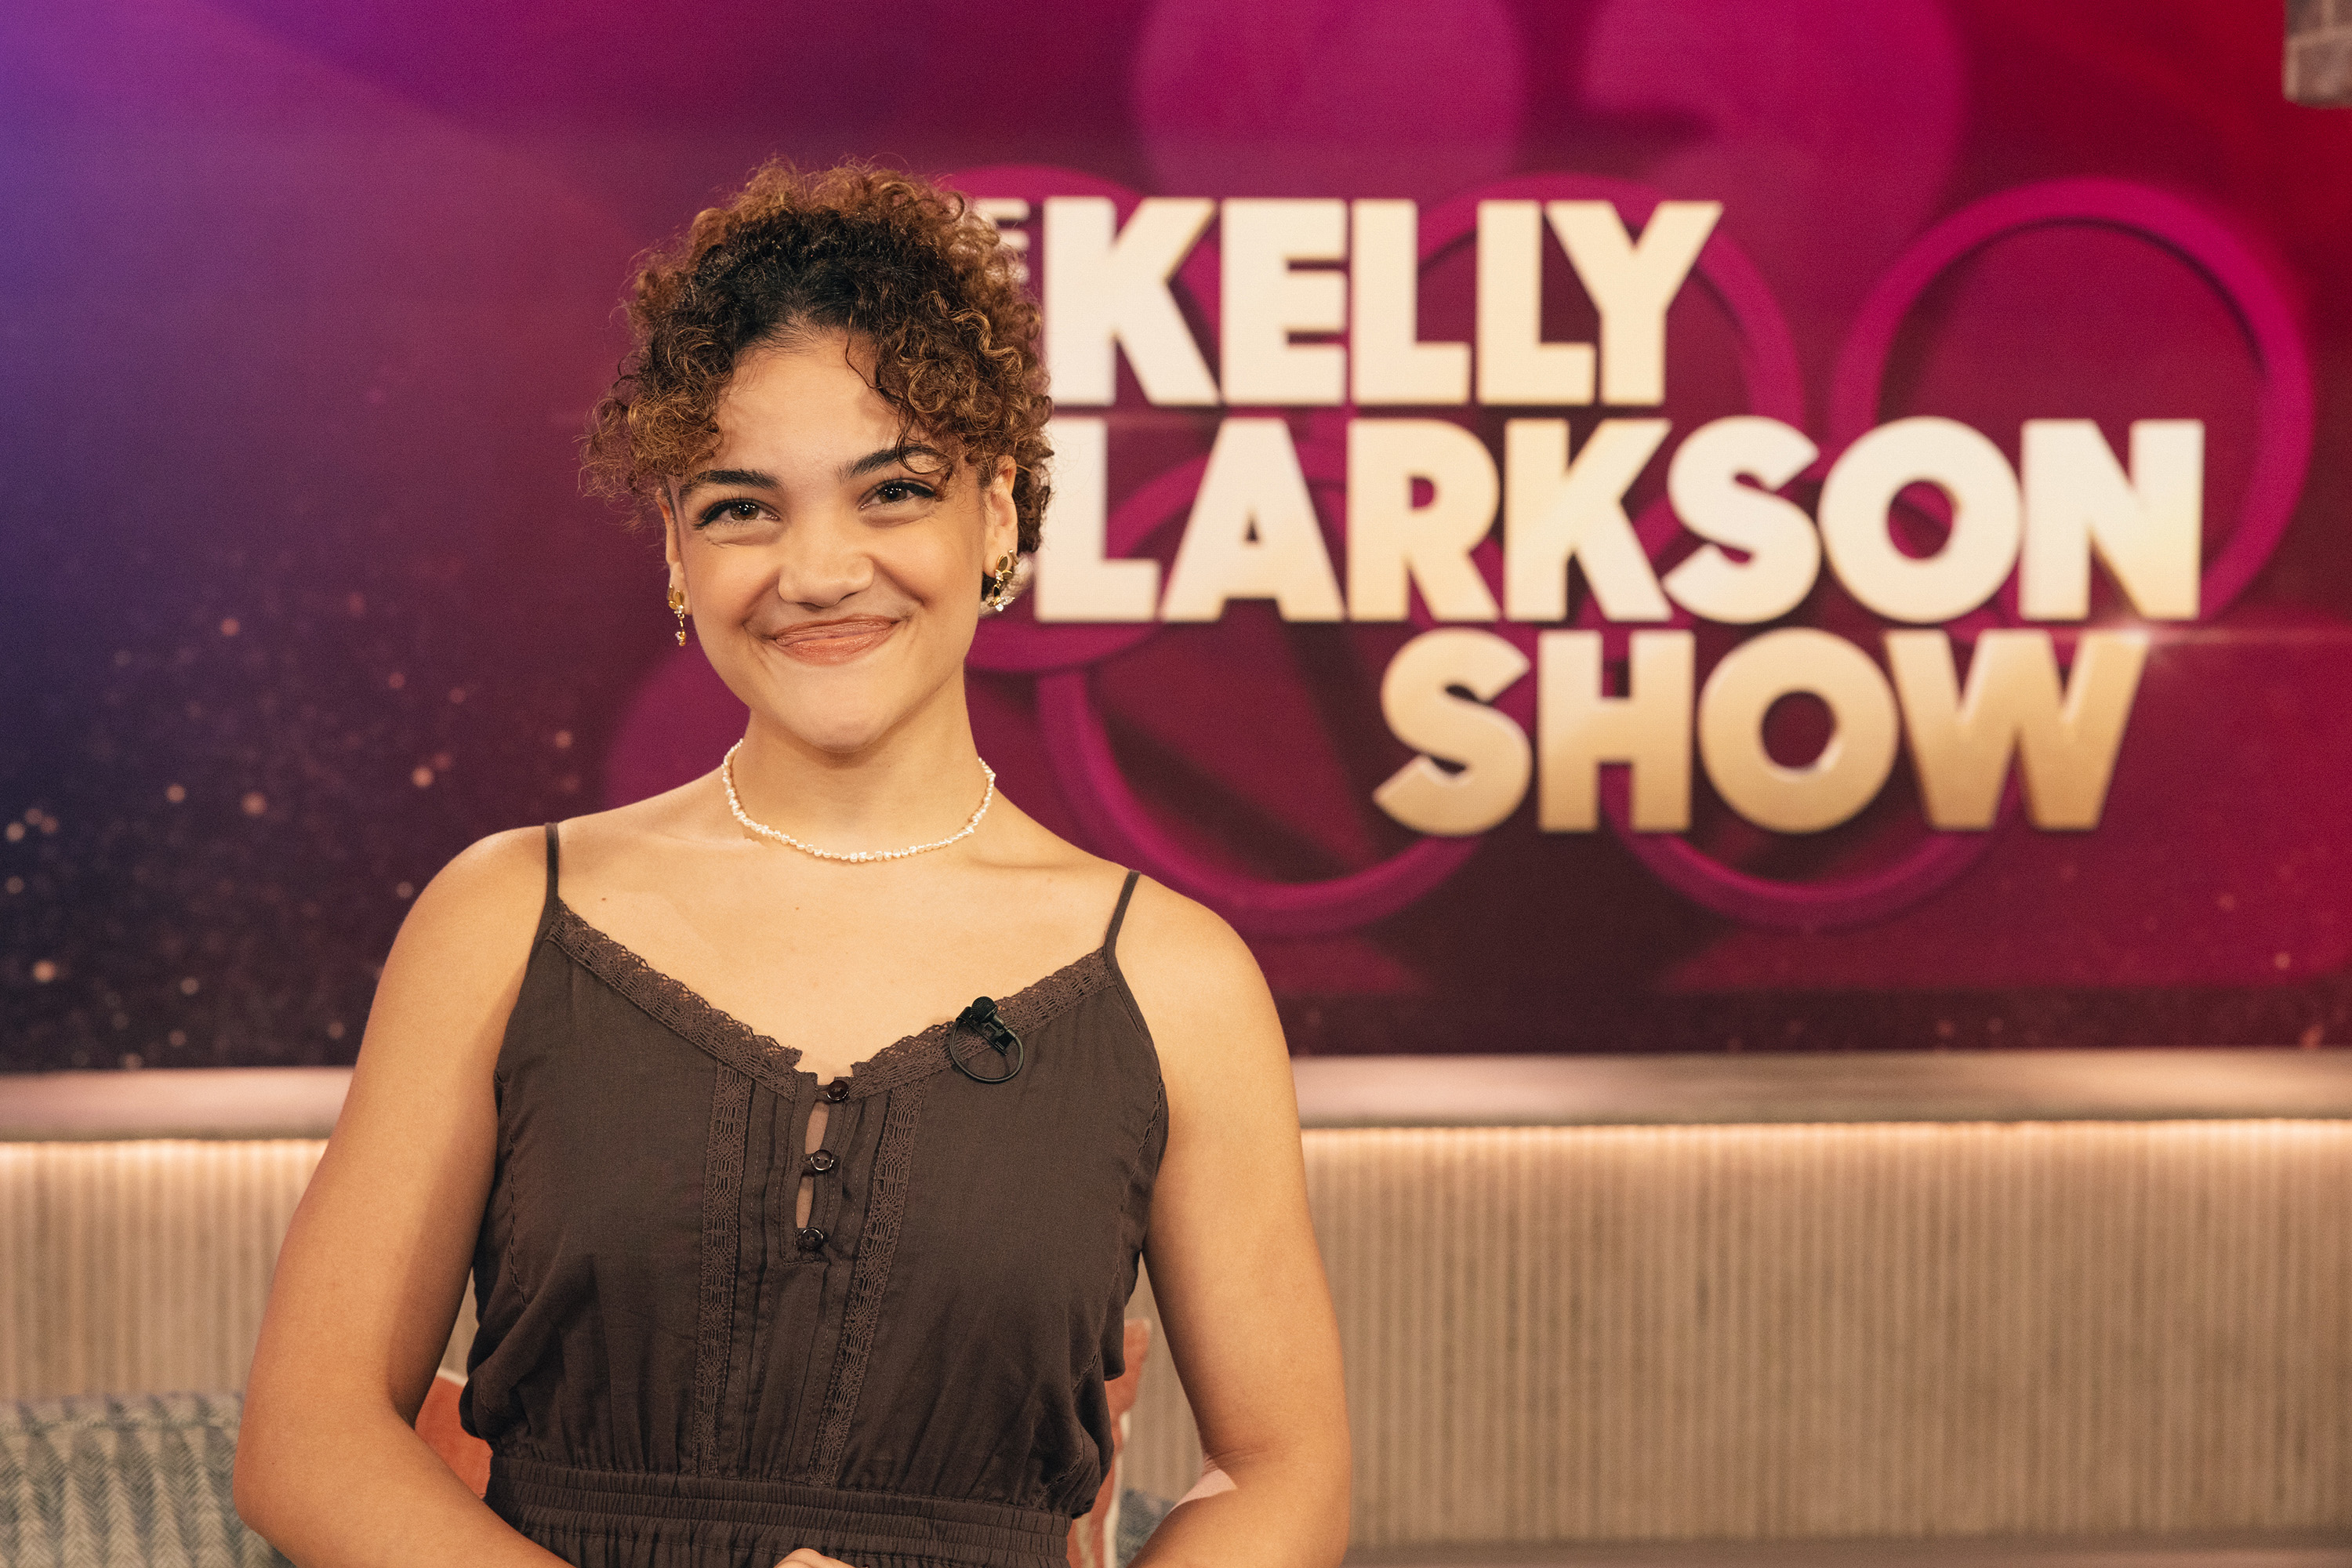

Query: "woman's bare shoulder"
<box><xmin>1112</xmin><ymin>876</ymin><xmax>1258</xmax><ymax>989</ymax></box>
<box><xmin>1110</xmin><ymin>877</ymin><xmax>1287</xmax><ymax>1091</ymax></box>
<box><xmin>362</xmin><ymin>825</ymin><xmax>551</xmax><ymax>1060</ymax></box>
<box><xmin>409</xmin><ymin>823</ymin><xmax>550</xmax><ymax>935</ymax></box>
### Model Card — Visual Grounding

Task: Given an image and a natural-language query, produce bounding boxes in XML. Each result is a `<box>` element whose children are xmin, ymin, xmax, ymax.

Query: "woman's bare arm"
<box><xmin>1116</xmin><ymin>881</ymin><xmax>1351</xmax><ymax>1568</ymax></box>
<box><xmin>234</xmin><ymin>828</ymin><xmax>568</xmax><ymax>1567</ymax></box>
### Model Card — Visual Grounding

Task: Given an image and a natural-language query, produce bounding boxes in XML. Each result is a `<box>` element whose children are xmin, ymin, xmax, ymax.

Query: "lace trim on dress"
<box><xmin>548</xmin><ymin>902</ymin><xmax>803</xmax><ymax>1094</ymax></box>
<box><xmin>804</xmin><ymin>1072</ymin><xmax>931</xmax><ymax>1482</ymax></box>
<box><xmin>547</xmin><ymin>902</ymin><xmax>1117</xmax><ymax>1101</ymax></box>
<box><xmin>691</xmin><ymin>1065</ymin><xmax>755</xmax><ymax>1474</ymax></box>
<box><xmin>851</xmin><ymin>949</ymin><xmax>1117</xmax><ymax>1099</ymax></box>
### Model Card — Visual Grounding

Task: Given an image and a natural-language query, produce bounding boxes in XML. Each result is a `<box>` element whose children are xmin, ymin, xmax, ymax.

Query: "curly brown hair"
<box><xmin>583</xmin><ymin>160</ymin><xmax>1052</xmax><ymax>550</ymax></box>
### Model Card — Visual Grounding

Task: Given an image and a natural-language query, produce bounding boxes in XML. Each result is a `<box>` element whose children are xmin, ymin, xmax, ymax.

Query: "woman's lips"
<box><xmin>769</xmin><ymin>616</ymin><xmax>898</xmax><ymax>665</ymax></box>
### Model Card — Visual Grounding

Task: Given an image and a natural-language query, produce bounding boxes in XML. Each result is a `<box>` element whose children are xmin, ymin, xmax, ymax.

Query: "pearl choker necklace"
<box><xmin>720</xmin><ymin>741</ymin><xmax>996</xmax><ymax>863</ymax></box>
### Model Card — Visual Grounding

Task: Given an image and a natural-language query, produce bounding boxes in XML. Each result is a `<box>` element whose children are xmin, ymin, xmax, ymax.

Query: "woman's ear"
<box><xmin>660</xmin><ymin>486</ymin><xmax>685</xmax><ymax>586</ymax></box>
<box><xmin>982</xmin><ymin>456</ymin><xmax>1020</xmax><ymax>560</ymax></box>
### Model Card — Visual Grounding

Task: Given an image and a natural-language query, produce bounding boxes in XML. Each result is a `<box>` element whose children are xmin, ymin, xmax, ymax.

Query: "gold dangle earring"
<box><xmin>983</xmin><ymin>553</ymin><xmax>1019</xmax><ymax>613</ymax></box>
<box><xmin>668</xmin><ymin>583</ymin><xmax>688</xmax><ymax>646</ymax></box>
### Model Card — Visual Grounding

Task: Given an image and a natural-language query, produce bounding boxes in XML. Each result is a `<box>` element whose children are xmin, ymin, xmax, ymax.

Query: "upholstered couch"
<box><xmin>5</xmin><ymin>1053</ymin><xmax>2350</xmax><ymax>1566</ymax></box>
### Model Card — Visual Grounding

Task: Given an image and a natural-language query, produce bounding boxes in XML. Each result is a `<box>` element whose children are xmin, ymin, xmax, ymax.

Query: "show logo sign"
<box><xmin>953</xmin><ymin>169</ymin><xmax>2312</xmax><ymax>938</ymax></box>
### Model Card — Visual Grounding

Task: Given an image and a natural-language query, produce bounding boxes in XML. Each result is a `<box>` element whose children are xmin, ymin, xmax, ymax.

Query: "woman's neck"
<box><xmin>723</xmin><ymin>701</ymin><xmax>993</xmax><ymax>858</ymax></box>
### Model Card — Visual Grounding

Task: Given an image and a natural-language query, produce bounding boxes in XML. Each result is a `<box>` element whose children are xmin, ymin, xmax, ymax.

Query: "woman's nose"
<box><xmin>772</xmin><ymin>518</ymin><xmax>873</xmax><ymax>608</ymax></box>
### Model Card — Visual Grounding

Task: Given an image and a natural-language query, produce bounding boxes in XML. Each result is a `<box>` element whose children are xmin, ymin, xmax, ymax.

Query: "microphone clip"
<box><xmin>951</xmin><ymin>996</ymin><xmax>1025</xmax><ymax>1084</ymax></box>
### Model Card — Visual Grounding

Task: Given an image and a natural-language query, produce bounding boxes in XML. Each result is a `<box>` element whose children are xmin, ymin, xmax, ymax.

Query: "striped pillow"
<box><xmin>0</xmin><ymin>1392</ymin><xmax>286</xmax><ymax>1566</ymax></box>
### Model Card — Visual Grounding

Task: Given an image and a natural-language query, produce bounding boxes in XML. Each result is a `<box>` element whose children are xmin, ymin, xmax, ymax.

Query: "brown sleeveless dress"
<box><xmin>461</xmin><ymin>826</ymin><xmax>1167</xmax><ymax>1568</ymax></box>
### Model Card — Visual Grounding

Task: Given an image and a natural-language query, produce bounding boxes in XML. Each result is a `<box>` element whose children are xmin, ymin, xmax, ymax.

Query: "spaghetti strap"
<box><xmin>1102</xmin><ymin>869</ymin><xmax>1141</xmax><ymax>958</ymax></box>
<box><xmin>536</xmin><ymin>822</ymin><xmax>561</xmax><ymax>940</ymax></box>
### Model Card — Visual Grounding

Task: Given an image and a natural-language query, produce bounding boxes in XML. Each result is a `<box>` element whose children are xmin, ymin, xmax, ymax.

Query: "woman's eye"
<box><xmin>698</xmin><ymin>499</ymin><xmax>766</xmax><ymax>528</ymax></box>
<box><xmin>871</xmin><ymin>480</ymin><xmax>936</xmax><ymax>506</ymax></box>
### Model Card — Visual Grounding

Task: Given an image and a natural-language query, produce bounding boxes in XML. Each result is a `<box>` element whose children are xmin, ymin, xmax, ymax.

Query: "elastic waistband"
<box><xmin>487</xmin><ymin>1455</ymin><xmax>1069</xmax><ymax>1567</ymax></box>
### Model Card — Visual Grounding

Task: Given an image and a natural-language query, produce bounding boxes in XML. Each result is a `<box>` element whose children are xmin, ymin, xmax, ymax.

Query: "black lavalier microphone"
<box><xmin>951</xmin><ymin>997</ymin><xmax>1024</xmax><ymax>1083</ymax></box>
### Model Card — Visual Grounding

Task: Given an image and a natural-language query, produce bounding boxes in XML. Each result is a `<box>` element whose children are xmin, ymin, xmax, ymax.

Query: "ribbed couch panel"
<box><xmin>1127</xmin><ymin>1121</ymin><xmax>2352</xmax><ymax>1546</ymax></box>
<box><xmin>0</xmin><ymin>1141</ymin><xmax>319</xmax><ymax>1401</ymax></box>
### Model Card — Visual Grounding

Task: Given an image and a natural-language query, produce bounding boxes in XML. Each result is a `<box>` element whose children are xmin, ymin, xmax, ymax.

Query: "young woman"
<box><xmin>234</xmin><ymin>163</ymin><xmax>1349</xmax><ymax>1568</ymax></box>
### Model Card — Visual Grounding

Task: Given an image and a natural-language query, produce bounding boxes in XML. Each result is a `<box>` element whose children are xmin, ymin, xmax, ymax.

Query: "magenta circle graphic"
<box><xmin>1830</xmin><ymin>177</ymin><xmax>2314</xmax><ymax>622</ymax></box>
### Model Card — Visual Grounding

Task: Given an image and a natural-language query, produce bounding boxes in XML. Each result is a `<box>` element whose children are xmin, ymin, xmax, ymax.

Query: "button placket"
<box><xmin>794</xmin><ymin>1080</ymin><xmax>854</xmax><ymax>1256</ymax></box>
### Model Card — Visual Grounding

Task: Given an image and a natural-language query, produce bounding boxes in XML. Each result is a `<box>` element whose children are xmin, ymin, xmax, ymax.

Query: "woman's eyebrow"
<box><xmin>678</xmin><ymin>466</ymin><xmax>777</xmax><ymax>496</ymax></box>
<box><xmin>842</xmin><ymin>442</ymin><xmax>949</xmax><ymax>480</ymax></box>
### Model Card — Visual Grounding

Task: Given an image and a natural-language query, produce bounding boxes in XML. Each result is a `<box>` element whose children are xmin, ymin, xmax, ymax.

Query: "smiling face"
<box><xmin>662</xmin><ymin>332</ymin><xmax>1018</xmax><ymax>759</ymax></box>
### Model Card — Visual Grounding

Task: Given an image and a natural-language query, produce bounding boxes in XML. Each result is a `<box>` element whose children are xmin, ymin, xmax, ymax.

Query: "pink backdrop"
<box><xmin>2</xmin><ymin>0</ymin><xmax>2347</xmax><ymax>1065</ymax></box>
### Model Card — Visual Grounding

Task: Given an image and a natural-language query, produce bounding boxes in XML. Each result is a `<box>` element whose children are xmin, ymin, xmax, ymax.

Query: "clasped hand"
<box><xmin>775</xmin><ymin>1552</ymin><xmax>857</xmax><ymax>1567</ymax></box>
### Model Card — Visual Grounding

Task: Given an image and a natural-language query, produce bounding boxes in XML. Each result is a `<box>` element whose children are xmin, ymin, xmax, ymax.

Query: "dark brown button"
<box><xmin>822</xmin><ymin>1080</ymin><xmax>849</xmax><ymax>1103</ymax></box>
<box><xmin>796</xmin><ymin>1226</ymin><xmax>826</xmax><ymax>1251</ymax></box>
<box><xmin>802</xmin><ymin>1149</ymin><xmax>838</xmax><ymax>1176</ymax></box>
